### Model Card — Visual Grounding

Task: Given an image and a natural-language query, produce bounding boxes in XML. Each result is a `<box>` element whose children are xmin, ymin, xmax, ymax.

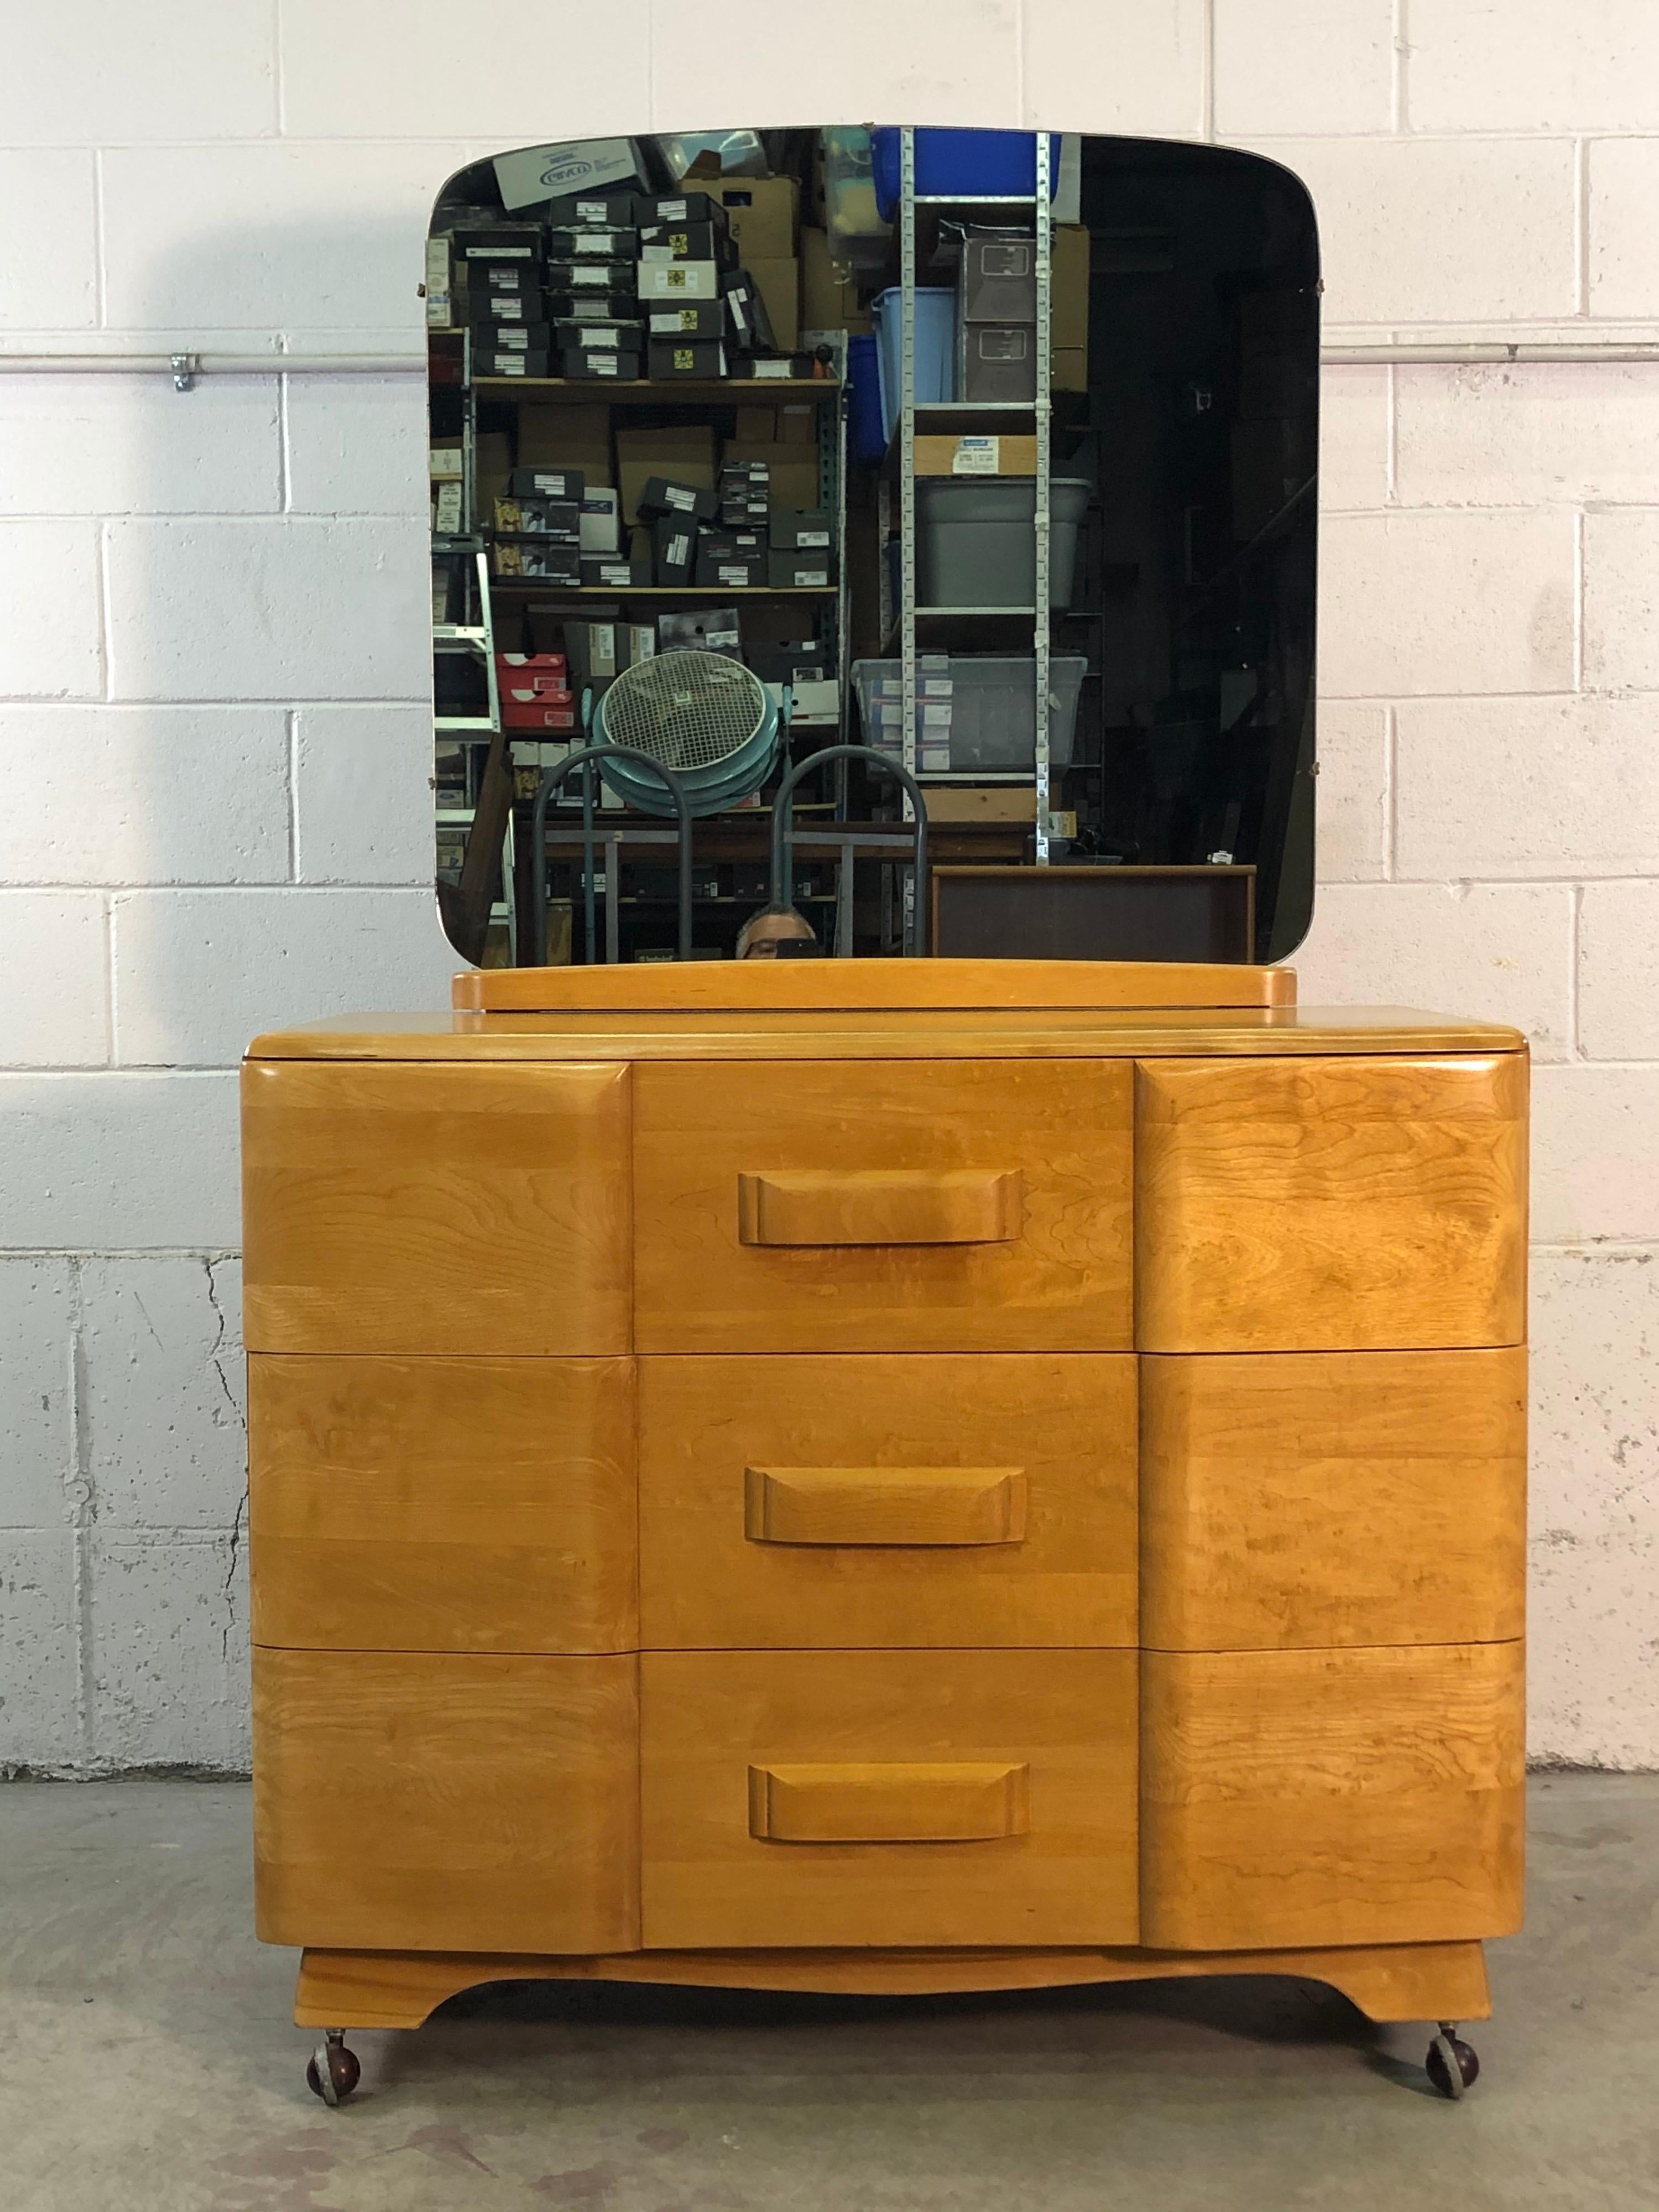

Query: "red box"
<box><xmin>502</xmin><ymin>694</ymin><xmax>578</xmax><ymax>731</ymax></box>
<box><xmin>497</xmin><ymin>651</ymin><xmax>568</xmax><ymax>695</ymax></box>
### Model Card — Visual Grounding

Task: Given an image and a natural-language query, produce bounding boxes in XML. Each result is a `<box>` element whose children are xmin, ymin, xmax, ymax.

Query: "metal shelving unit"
<box><xmin>889</xmin><ymin>129</ymin><xmax>1056</xmax><ymax>868</ymax></box>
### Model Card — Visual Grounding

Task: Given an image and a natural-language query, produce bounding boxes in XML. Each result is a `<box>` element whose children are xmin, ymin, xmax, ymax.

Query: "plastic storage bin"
<box><xmin>872</xmin><ymin>129</ymin><xmax>1062</xmax><ymax>220</ymax></box>
<box><xmin>821</xmin><ymin>126</ymin><xmax>891</xmax><ymax>269</ymax></box>
<box><xmin>871</xmin><ymin>288</ymin><xmax>957</xmax><ymax>441</ymax></box>
<box><xmin>852</xmin><ymin>654</ymin><xmax>1088</xmax><ymax>771</ymax></box>
<box><xmin>846</xmin><ymin>333</ymin><xmax>886</xmax><ymax>466</ymax></box>
<box><xmin>916</xmin><ymin>477</ymin><xmax>1091</xmax><ymax>608</ymax></box>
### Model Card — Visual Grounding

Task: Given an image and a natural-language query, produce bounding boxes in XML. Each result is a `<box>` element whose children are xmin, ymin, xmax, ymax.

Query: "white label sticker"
<box><xmin>952</xmin><ymin>436</ymin><xmax>1001</xmax><ymax>474</ymax></box>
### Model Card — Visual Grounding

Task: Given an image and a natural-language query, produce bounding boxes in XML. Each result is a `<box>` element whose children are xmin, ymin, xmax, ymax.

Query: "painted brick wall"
<box><xmin>2</xmin><ymin>2</ymin><xmax>1656</xmax><ymax>1771</ymax></box>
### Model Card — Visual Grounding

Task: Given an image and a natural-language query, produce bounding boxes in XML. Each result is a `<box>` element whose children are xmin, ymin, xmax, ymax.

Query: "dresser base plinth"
<box><xmin>294</xmin><ymin>1938</ymin><xmax>1491</xmax><ymax>2031</ymax></box>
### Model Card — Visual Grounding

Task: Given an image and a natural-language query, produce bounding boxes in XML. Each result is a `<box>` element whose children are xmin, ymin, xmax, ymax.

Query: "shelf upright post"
<box><xmin>1034</xmin><ymin>131</ymin><xmax>1053</xmax><ymax>866</ymax></box>
<box><xmin>899</xmin><ymin>126</ymin><xmax>919</xmax><ymax>945</ymax></box>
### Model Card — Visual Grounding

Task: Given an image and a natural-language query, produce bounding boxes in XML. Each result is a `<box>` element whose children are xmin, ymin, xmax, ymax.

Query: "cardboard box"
<box><xmin>547</xmin><ymin>226</ymin><xmax>638</xmax><ymax>261</ymax></box>
<box><xmin>653</xmin><ymin>516</ymin><xmax>697</xmax><ymax>583</ymax></box>
<box><xmin>549</xmin><ymin>320</ymin><xmax>641</xmax><ymax>353</ymax></box>
<box><xmin>770</xmin><ymin>507</ymin><xmax>832</xmax><ymax>549</ymax></box>
<box><xmin>636</xmin><ymin>259</ymin><xmax>721</xmax><ymax>302</ymax></box>
<box><xmin>559</xmin><ymin>349</ymin><xmax>643</xmax><ymax>382</ymax></box>
<box><xmin>959</xmin><ymin>323</ymin><xmax>1036</xmax><ymax>404</ymax></box>
<box><xmin>518</xmin><ymin>403</ymin><xmax>608</xmax><ymax>476</ymax></box>
<box><xmin>616</xmin><ymin>424</ymin><xmax>716</xmax><ymax>525</ymax></box>
<box><xmin>959</xmin><ymin>231</ymin><xmax>1036</xmax><ymax>324</ymax></box>
<box><xmin>582</xmin><ymin>552</ymin><xmax>653</xmax><ymax>588</ymax></box>
<box><xmin>473</xmin><ymin>320</ymin><xmax>551</xmax><ymax>351</ymax></box>
<box><xmin>547</xmin><ymin>188</ymin><xmax>638</xmax><ymax>227</ymax></box>
<box><xmin>425</xmin><ymin>235</ymin><xmax>452</xmax><ymax>329</ymax></box>
<box><xmin>743</xmin><ymin>257</ymin><xmax>800</xmax><ymax>354</ymax></box>
<box><xmin>720</xmin><ymin>439</ymin><xmax>818</xmax><ymax>511</ymax></box>
<box><xmin>779</xmin><ymin>401</ymin><xmax>816</xmax><ymax>445</ymax></box>
<box><xmin>914</xmin><ymin>432</ymin><xmax>1039</xmax><ymax>476</ymax></box>
<box><xmin>648</xmin><ymin>337</ymin><xmax>725</xmax><ymax>380</ymax></box>
<box><xmin>713</xmin><ymin>176</ymin><xmax>799</xmax><ymax>259</ymax></box>
<box><xmin>634</xmin><ymin>190</ymin><xmax>731</xmax><ymax>232</ymax></box>
<box><xmin>1052</xmin><ymin>347</ymin><xmax>1088</xmax><ymax>394</ymax></box>
<box><xmin>914</xmin><ymin>785</ymin><xmax>1037</xmax><ymax>824</ymax></box>
<box><xmin>491</xmin><ymin>539</ymin><xmax>582</xmax><ymax>583</ymax></box>
<box><xmin>1051</xmin><ymin>223</ymin><xmax>1089</xmax><ymax>353</ymax></box>
<box><xmin>431</xmin><ymin>480</ymin><xmax>462</xmax><ymax>534</ymax></box>
<box><xmin>566</xmin><ymin>620</ymin><xmax>619</xmax><ymax>685</ymax></box>
<box><xmin>578</xmin><ymin>487</ymin><xmax>620</xmax><ymax>554</ymax></box>
<box><xmin>494</xmin><ymin>138</ymin><xmax>646</xmax><ymax>215</ymax></box>
<box><xmin>801</xmin><ymin>227</ymin><xmax>871</xmax><ymax>333</ymax></box>
<box><xmin>638</xmin><ymin>477</ymin><xmax>719</xmax><ymax>522</ymax></box>
<box><xmin>478</xmin><ymin>349</ymin><xmax>551</xmax><ymax>379</ymax></box>
<box><xmin>645</xmin><ymin>300</ymin><xmax>723</xmax><ymax>340</ymax></box>
<box><xmin>429</xmin><ymin>444</ymin><xmax>464</xmax><ymax>481</ymax></box>
<box><xmin>769</xmin><ymin>549</ymin><xmax>833</xmax><ymax>588</ymax></box>
<box><xmin>547</xmin><ymin>288</ymin><xmax>638</xmax><ymax>322</ymax></box>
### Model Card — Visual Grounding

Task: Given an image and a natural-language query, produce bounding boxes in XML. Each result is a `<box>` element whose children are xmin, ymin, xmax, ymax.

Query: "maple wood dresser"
<box><xmin>242</xmin><ymin>959</ymin><xmax>1527</xmax><ymax>2104</ymax></box>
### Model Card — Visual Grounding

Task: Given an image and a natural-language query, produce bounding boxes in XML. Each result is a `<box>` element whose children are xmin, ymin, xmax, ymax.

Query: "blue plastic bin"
<box><xmin>846</xmin><ymin>333</ymin><xmax>886</xmax><ymax>466</ymax></box>
<box><xmin>871</xmin><ymin>287</ymin><xmax>956</xmax><ymax>442</ymax></box>
<box><xmin>872</xmin><ymin>129</ymin><xmax>1061</xmax><ymax>220</ymax></box>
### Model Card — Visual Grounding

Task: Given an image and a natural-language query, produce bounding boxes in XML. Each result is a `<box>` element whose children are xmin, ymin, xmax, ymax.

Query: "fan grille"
<box><xmin>601</xmin><ymin>650</ymin><xmax>768</xmax><ymax>772</ymax></box>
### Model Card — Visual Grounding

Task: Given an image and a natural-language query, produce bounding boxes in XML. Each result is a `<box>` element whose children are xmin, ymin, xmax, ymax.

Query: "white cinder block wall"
<box><xmin>2</xmin><ymin>2</ymin><xmax>1656</xmax><ymax>1771</ymax></box>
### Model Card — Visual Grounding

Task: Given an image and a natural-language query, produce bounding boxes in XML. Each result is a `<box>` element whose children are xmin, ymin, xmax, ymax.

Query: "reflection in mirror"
<box><xmin>425</xmin><ymin>128</ymin><xmax>1318</xmax><ymax>968</ymax></box>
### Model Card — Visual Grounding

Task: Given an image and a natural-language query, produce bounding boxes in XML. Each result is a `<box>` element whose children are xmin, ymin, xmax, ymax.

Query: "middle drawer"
<box><xmin>639</xmin><ymin>1354</ymin><xmax>1138</xmax><ymax>1649</ymax></box>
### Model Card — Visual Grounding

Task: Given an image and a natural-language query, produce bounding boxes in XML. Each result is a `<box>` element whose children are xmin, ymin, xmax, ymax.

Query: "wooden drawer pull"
<box><xmin>748</xmin><ymin>1761</ymin><xmax>1031</xmax><ymax>1844</ymax></box>
<box><xmin>744</xmin><ymin>1465</ymin><xmax>1029</xmax><ymax>1546</ymax></box>
<box><xmin>736</xmin><ymin>1168</ymin><xmax>1023</xmax><ymax>1247</ymax></box>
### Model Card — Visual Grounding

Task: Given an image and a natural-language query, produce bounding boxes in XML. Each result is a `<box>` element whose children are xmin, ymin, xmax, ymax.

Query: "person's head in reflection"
<box><xmin>736</xmin><ymin>907</ymin><xmax>818</xmax><ymax>959</ymax></box>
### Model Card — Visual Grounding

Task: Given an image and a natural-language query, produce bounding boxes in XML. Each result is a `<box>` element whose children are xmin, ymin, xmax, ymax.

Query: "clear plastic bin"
<box><xmin>821</xmin><ymin>126</ymin><xmax>891</xmax><ymax>270</ymax></box>
<box><xmin>852</xmin><ymin>654</ymin><xmax>1088</xmax><ymax>771</ymax></box>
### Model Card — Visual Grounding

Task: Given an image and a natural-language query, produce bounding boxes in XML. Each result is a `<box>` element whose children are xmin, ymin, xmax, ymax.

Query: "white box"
<box><xmin>579</xmin><ymin>488</ymin><xmax>620</xmax><ymax>555</ymax></box>
<box><xmin>637</xmin><ymin>260</ymin><xmax>720</xmax><ymax>301</ymax></box>
<box><xmin>494</xmin><ymin>138</ymin><xmax>643</xmax><ymax>213</ymax></box>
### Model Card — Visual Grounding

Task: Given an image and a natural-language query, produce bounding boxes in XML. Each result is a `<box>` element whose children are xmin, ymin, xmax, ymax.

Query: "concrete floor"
<box><xmin>1</xmin><ymin>1775</ymin><xmax>1655</xmax><ymax>2211</ymax></box>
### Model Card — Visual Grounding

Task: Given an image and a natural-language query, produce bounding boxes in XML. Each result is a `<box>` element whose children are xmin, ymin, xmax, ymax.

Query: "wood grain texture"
<box><xmin>454</xmin><ymin>957</ymin><xmax>1296</xmax><ymax>1015</ymax></box>
<box><xmin>248</xmin><ymin>1354</ymin><xmax>637</xmax><ymax>1655</ymax></box>
<box><xmin>639</xmin><ymin>1648</ymin><xmax>1138</xmax><ymax>1948</ymax></box>
<box><xmin>1140</xmin><ymin>1642</ymin><xmax>1525</xmax><ymax>1952</ymax></box>
<box><xmin>748</xmin><ymin>1762</ymin><xmax>1031</xmax><ymax>1843</ymax></box>
<box><xmin>638</xmin><ymin>1354</ymin><xmax>1136</xmax><ymax>1648</ymax></box>
<box><xmin>1140</xmin><ymin>1349</ymin><xmax>1527</xmax><ymax>1650</ymax></box>
<box><xmin>253</xmin><ymin>1648</ymin><xmax>640</xmax><ymax>1954</ymax></box>
<box><xmin>737</xmin><ymin>1167</ymin><xmax>1023</xmax><ymax>1246</ymax></box>
<box><xmin>241</xmin><ymin>1058</ymin><xmax>632</xmax><ymax>1355</ymax></box>
<box><xmin>744</xmin><ymin>1465</ymin><xmax>1029</xmax><ymax>1547</ymax></box>
<box><xmin>294</xmin><ymin>1938</ymin><xmax>1491</xmax><ymax>2026</ymax></box>
<box><xmin>248</xmin><ymin>1005</ymin><xmax>1527</xmax><ymax>1065</ymax></box>
<box><xmin>633</xmin><ymin>1061</ymin><xmax>1133</xmax><ymax>1353</ymax></box>
<box><xmin>1134</xmin><ymin>1055</ymin><xmax>1528</xmax><ymax>1352</ymax></box>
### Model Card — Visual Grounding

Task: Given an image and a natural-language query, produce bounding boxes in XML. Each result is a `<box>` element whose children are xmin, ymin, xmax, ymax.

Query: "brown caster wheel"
<box><xmin>1426</xmin><ymin>2024</ymin><xmax>1480</xmax><ymax>2100</ymax></box>
<box><xmin>306</xmin><ymin>2030</ymin><xmax>361</xmax><ymax>2106</ymax></box>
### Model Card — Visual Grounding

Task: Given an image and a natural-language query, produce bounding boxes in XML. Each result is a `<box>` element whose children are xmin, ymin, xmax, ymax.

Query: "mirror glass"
<box><xmin>425</xmin><ymin>128</ymin><xmax>1318</xmax><ymax>966</ymax></box>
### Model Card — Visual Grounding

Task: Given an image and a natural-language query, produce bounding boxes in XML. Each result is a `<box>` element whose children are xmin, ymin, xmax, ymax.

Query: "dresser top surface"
<box><xmin>247</xmin><ymin>1003</ymin><xmax>1527</xmax><ymax>1065</ymax></box>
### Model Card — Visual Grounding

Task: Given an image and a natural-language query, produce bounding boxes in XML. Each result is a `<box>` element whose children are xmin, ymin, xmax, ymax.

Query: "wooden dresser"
<box><xmin>241</xmin><ymin>959</ymin><xmax>1527</xmax><ymax>2102</ymax></box>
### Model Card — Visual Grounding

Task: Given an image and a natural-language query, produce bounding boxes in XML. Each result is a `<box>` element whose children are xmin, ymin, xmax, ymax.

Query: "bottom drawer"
<box><xmin>253</xmin><ymin>1648</ymin><xmax>639</xmax><ymax>1953</ymax></box>
<box><xmin>640</xmin><ymin>1649</ymin><xmax>1139</xmax><ymax>1948</ymax></box>
<box><xmin>1141</xmin><ymin>1641</ymin><xmax>1525</xmax><ymax>1950</ymax></box>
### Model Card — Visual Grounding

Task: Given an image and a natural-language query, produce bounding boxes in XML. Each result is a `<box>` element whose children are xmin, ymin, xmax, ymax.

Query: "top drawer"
<box><xmin>633</xmin><ymin>1059</ymin><xmax>1133</xmax><ymax>1353</ymax></box>
<box><xmin>1135</xmin><ymin>1054</ymin><xmax>1527</xmax><ymax>1352</ymax></box>
<box><xmin>242</xmin><ymin>1060</ymin><xmax>631</xmax><ymax>1355</ymax></box>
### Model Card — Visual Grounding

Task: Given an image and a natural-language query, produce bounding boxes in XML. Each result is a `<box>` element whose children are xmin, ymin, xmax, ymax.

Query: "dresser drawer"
<box><xmin>1141</xmin><ymin>1641</ymin><xmax>1525</xmax><ymax>1950</ymax></box>
<box><xmin>638</xmin><ymin>1354</ymin><xmax>1136</xmax><ymax>1649</ymax></box>
<box><xmin>1141</xmin><ymin>1349</ymin><xmax>1526</xmax><ymax>1649</ymax></box>
<box><xmin>633</xmin><ymin>1060</ymin><xmax>1133</xmax><ymax>1353</ymax></box>
<box><xmin>249</xmin><ymin>1355</ymin><xmax>636</xmax><ymax>1655</ymax></box>
<box><xmin>253</xmin><ymin>1648</ymin><xmax>639</xmax><ymax>1953</ymax></box>
<box><xmin>640</xmin><ymin>1650</ymin><xmax>1138</xmax><ymax>1948</ymax></box>
<box><xmin>1135</xmin><ymin>1055</ymin><xmax>1527</xmax><ymax>1352</ymax></box>
<box><xmin>242</xmin><ymin>1060</ymin><xmax>632</xmax><ymax>1355</ymax></box>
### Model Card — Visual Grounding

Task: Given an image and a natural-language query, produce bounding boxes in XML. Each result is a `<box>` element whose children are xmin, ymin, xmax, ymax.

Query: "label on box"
<box><xmin>648</xmin><ymin>305</ymin><xmax>720</xmax><ymax>335</ymax></box>
<box><xmin>637</xmin><ymin>261</ymin><xmax>719</xmax><ymax>300</ymax></box>
<box><xmin>794</xmin><ymin>528</ymin><xmax>830</xmax><ymax>548</ymax></box>
<box><xmin>747</xmin><ymin>359</ymin><xmax>800</xmax><ymax>379</ymax></box>
<box><xmin>952</xmin><ymin>436</ymin><xmax>1001</xmax><ymax>474</ymax></box>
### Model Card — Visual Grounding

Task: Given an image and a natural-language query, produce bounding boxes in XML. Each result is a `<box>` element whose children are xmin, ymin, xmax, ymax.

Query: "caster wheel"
<box><xmin>305</xmin><ymin>2032</ymin><xmax>361</xmax><ymax>2107</ymax></box>
<box><xmin>1426</xmin><ymin>2026</ymin><xmax>1480</xmax><ymax>2100</ymax></box>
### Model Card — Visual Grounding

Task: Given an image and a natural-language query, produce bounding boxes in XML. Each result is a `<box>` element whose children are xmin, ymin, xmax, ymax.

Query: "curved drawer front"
<box><xmin>633</xmin><ymin>1058</ymin><xmax>1133</xmax><ymax>1353</ymax></box>
<box><xmin>1140</xmin><ymin>1348</ymin><xmax>1526</xmax><ymax>1650</ymax></box>
<box><xmin>1135</xmin><ymin>1054</ymin><xmax>1528</xmax><ymax>1352</ymax></box>
<box><xmin>640</xmin><ymin>1648</ymin><xmax>1138</xmax><ymax>1949</ymax></box>
<box><xmin>639</xmin><ymin>1353</ymin><xmax>1136</xmax><ymax>1649</ymax></box>
<box><xmin>249</xmin><ymin>1354</ymin><xmax>637</xmax><ymax>1655</ymax></box>
<box><xmin>242</xmin><ymin>1059</ymin><xmax>632</xmax><ymax>1356</ymax></box>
